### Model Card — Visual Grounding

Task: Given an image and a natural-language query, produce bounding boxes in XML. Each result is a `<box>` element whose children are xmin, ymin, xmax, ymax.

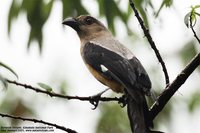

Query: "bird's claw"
<box><xmin>118</xmin><ymin>94</ymin><xmax>128</xmax><ymax>108</ymax></box>
<box><xmin>89</xmin><ymin>88</ymin><xmax>109</xmax><ymax>110</ymax></box>
<box><xmin>89</xmin><ymin>95</ymin><xmax>101</xmax><ymax>110</ymax></box>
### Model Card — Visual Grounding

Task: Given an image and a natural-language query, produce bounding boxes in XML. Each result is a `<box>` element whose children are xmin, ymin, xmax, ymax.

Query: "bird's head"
<box><xmin>62</xmin><ymin>15</ymin><xmax>110</xmax><ymax>40</ymax></box>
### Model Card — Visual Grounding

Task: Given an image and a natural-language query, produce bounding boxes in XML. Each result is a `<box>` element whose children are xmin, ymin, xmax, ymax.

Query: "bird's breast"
<box><xmin>85</xmin><ymin>63</ymin><xmax>124</xmax><ymax>93</ymax></box>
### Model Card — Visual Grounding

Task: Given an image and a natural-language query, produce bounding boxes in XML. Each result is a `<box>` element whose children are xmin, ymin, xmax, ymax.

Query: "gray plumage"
<box><xmin>63</xmin><ymin>15</ymin><xmax>157</xmax><ymax>133</ymax></box>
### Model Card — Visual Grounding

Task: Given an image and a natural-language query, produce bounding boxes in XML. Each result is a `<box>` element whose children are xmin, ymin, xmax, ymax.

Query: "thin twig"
<box><xmin>0</xmin><ymin>112</ymin><xmax>77</xmax><ymax>133</ymax></box>
<box><xmin>129</xmin><ymin>0</ymin><xmax>170</xmax><ymax>85</ymax></box>
<box><xmin>149</xmin><ymin>53</ymin><xmax>200</xmax><ymax>120</ymax></box>
<box><xmin>189</xmin><ymin>14</ymin><xmax>200</xmax><ymax>44</ymax></box>
<box><xmin>6</xmin><ymin>80</ymin><xmax>121</xmax><ymax>102</ymax></box>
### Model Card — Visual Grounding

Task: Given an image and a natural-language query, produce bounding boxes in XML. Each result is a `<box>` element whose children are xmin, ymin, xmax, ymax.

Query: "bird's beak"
<box><xmin>62</xmin><ymin>17</ymin><xmax>80</xmax><ymax>31</ymax></box>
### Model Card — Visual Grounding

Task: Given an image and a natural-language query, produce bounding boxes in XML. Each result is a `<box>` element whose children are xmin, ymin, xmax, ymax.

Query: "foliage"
<box><xmin>155</xmin><ymin>0</ymin><xmax>173</xmax><ymax>17</ymax></box>
<box><xmin>0</xmin><ymin>90</ymin><xmax>35</xmax><ymax>126</ymax></box>
<box><xmin>97</xmin><ymin>0</ymin><xmax>130</xmax><ymax>34</ymax></box>
<box><xmin>7</xmin><ymin>0</ymin><xmax>163</xmax><ymax>52</ymax></box>
<box><xmin>61</xmin><ymin>0</ymin><xmax>88</xmax><ymax>19</ymax></box>
<box><xmin>96</xmin><ymin>104</ymin><xmax>131</xmax><ymax>133</ymax></box>
<box><xmin>8</xmin><ymin>0</ymin><xmax>53</xmax><ymax>53</ymax></box>
<box><xmin>184</xmin><ymin>5</ymin><xmax>200</xmax><ymax>27</ymax></box>
<box><xmin>38</xmin><ymin>82</ymin><xmax>53</xmax><ymax>92</ymax></box>
<box><xmin>0</xmin><ymin>62</ymin><xmax>18</xmax><ymax>78</ymax></box>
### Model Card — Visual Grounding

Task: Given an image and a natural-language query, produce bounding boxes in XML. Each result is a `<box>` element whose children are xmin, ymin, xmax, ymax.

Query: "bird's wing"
<box><xmin>82</xmin><ymin>42</ymin><xmax>151</xmax><ymax>92</ymax></box>
<box><xmin>83</xmin><ymin>42</ymin><xmax>154</xmax><ymax>130</ymax></box>
<box><xmin>128</xmin><ymin>57</ymin><xmax>152</xmax><ymax>91</ymax></box>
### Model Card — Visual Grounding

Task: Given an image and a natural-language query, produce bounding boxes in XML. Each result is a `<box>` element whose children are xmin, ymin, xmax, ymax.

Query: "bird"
<box><xmin>62</xmin><ymin>15</ymin><xmax>157</xmax><ymax>133</ymax></box>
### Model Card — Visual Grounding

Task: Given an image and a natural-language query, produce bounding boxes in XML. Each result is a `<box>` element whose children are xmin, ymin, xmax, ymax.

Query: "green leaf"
<box><xmin>26</xmin><ymin>1</ymin><xmax>43</xmax><ymax>52</ymax></box>
<box><xmin>194</xmin><ymin>5</ymin><xmax>200</xmax><ymax>9</ymax></box>
<box><xmin>185</xmin><ymin>5</ymin><xmax>200</xmax><ymax>28</ymax></box>
<box><xmin>22</xmin><ymin>0</ymin><xmax>53</xmax><ymax>52</ymax></box>
<box><xmin>8</xmin><ymin>0</ymin><xmax>53</xmax><ymax>53</ymax></box>
<box><xmin>134</xmin><ymin>0</ymin><xmax>149</xmax><ymax>27</ymax></box>
<box><xmin>184</xmin><ymin>12</ymin><xmax>191</xmax><ymax>28</ymax></box>
<box><xmin>62</xmin><ymin>0</ymin><xmax>88</xmax><ymax>19</ymax></box>
<box><xmin>37</xmin><ymin>82</ymin><xmax>53</xmax><ymax>92</ymax></box>
<box><xmin>190</xmin><ymin>12</ymin><xmax>197</xmax><ymax>27</ymax></box>
<box><xmin>27</xmin><ymin>27</ymin><xmax>43</xmax><ymax>52</ymax></box>
<box><xmin>43</xmin><ymin>0</ymin><xmax>54</xmax><ymax>20</ymax></box>
<box><xmin>8</xmin><ymin>0</ymin><xmax>22</xmax><ymax>35</ymax></box>
<box><xmin>194</xmin><ymin>12</ymin><xmax>200</xmax><ymax>16</ymax></box>
<box><xmin>0</xmin><ymin>62</ymin><xmax>18</xmax><ymax>78</ymax></box>
<box><xmin>155</xmin><ymin>0</ymin><xmax>173</xmax><ymax>17</ymax></box>
<box><xmin>59</xmin><ymin>80</ymin><xmax>68</xmax><ymax>95</ymax></box>
<box><xmin>97</xmin><ymin>0</ymin><xmax>129</xmax><ymax>34</ymax></box>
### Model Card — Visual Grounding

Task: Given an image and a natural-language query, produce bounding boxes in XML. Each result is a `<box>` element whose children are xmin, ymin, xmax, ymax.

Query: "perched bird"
<box><xmin>63</xmin><ymin>15</ymin><xmax>156</xmax><ymax>133</ymax></box>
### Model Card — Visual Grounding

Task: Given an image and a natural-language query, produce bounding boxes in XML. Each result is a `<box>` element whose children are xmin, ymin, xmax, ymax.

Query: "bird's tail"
<box><xmin>127</xmin><ymin>91</ymin><xmax>164</xmax><ymax>133</ymax></box>
<box><xmin>126</xmin><ymin>90</ymin><xmax>153</xmax><ymax>133</ymax></box>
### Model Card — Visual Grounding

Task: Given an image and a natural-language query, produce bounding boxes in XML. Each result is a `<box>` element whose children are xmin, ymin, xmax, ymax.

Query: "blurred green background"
<box><xmin>0</xmin><ymin>0</ymin><xmax>200</xmax><ymax>133</ymax></box>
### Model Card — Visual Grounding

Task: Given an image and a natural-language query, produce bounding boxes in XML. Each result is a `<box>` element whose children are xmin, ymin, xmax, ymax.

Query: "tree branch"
<box><xmin>149</xmin><ymin>53</ymin><xmax>200</xmax><ymax>120</ymax></box>
<box><xmin>4</xmin><ymin>54</ymin><xmax>200</xmax><ymax>132</ymax></box>
<box><xmin>189</xmin><ymin>14</ymin><xmax>200</xmax><ymax>44</ymax></box>
<box><xmin>129</xmin><ymin>0</ymin><xmax>170</xmax><ymax>85</ymax></box>
<box><xmin>0</xmin><ymin>112</ymin><xmax>77</xmax><ymax>133</ymax></box>
<box><xmin>129</xmin><ymin>0</ymin><xmax>200</xmax><ymax>124</ymax></box>
<box><xmin>6</xmin><ymin>80</ymin><xmax>122</xmax><ymax>104</ymax></box>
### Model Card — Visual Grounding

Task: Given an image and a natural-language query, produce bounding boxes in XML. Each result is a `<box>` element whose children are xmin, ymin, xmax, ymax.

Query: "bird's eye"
<box><xmin>85</xmin><ymin>17</ymin><xmax>94</xmax><ymax>25</ymax></box>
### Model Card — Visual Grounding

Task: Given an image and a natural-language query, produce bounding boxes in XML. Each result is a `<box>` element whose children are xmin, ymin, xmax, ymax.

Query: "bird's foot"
<box><xmin>118</xmin><ymin>94</ymin><xmax>128</xmax><ymax>108</ymax></box>
<box><xmin>148</xmin><ymin>90</ymin><xmax>159</xmax><ymax>105</ymax></box>
<box><xmin>89</xmin><ymin>88</ymin><xmax>109</xmax><ymax>110</ymax></box>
